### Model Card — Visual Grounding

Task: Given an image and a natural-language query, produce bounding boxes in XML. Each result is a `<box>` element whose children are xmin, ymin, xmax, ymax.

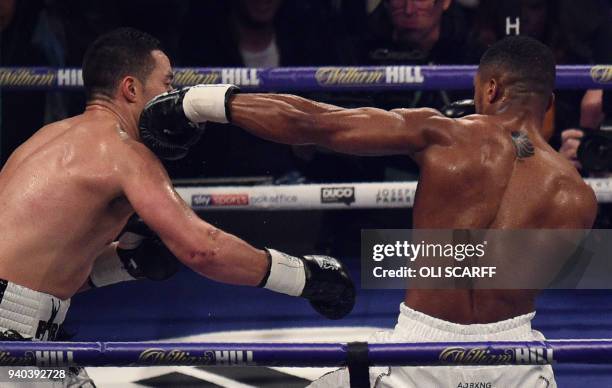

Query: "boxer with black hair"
<box><xmin>142</xmin><ymin>36</ymin><xmax>596</xmax><ymax>387</ymax></box>
<box><xmin>0</xmin><ymin>28</ymin><xmax>355</xmax><ymax>387</ymax></box>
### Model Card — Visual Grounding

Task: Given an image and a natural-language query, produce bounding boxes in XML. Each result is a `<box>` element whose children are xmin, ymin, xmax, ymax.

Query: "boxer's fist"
<box><xmin>139</xmin><ymin>87</ymin><xmax>205</xmax><ymax>160</ymax></box>
<box><xmin>88</xmin><ymin>216</ymin><xmax>180</xmax><ymax>287</ymax></box>
<box><xmin>117</xmin><ymin>216</ymin><xmax>180</xmax><ymax>281</ymax></box>
<box><xmin>300</xmin><ymin>255</ymin><xmax>356</xmax><ymax>320</ymax></box>
<box><xmin>261</xmin><ymin>249</ymin><xmax>355</xmax><ymax>320</ymax></box>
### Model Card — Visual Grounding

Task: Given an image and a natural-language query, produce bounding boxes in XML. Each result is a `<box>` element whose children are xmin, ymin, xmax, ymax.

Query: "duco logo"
<box><xmin>321</xmin><ymin>187</ymin><xmax>355</xmax><ymax>205</ymax></box>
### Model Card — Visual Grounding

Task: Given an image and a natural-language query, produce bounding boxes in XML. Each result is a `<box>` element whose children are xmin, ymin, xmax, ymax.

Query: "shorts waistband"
<box><xmin>0</xmin><ymin>279</ymin><xmax>70</xmax><ymax>340</ymax></box>
<box><xmin>394</xmin><ymin>303</ymin><xmax>538</xmax><ymax>341</ymax></box>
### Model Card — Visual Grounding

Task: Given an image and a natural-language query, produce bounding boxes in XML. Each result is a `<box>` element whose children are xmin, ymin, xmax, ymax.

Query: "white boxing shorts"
<box><xmin>309</xmin><ymin>303</ymin><xmax>556</xmax><ymax>388</ymax></box>
<box><xmin>0</xmin><ymin>279</ymin><xmax>94</xmax><ymax>387</ymax></box>
<box><xmin>0</xmin><ymin>279</ymin><xmax>70</xmax><ymax>341</ymax></box>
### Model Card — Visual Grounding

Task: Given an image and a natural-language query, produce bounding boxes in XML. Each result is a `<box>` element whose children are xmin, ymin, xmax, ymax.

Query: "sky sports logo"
<box><xmin>192</xmin><ymin>194</ymin><xmax>249</xmax><ymax>207</ymax></box>
<box><xmin>321</xmin><ymin>187</ymin><xmax>355</xmax><ymax>205</ymax></box>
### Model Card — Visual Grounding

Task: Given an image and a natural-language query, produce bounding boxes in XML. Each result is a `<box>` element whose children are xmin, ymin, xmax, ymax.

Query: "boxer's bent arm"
<box><xmin>230</xmin><ymin>94</ymin><xmax>453</xmax><ymax>157</ymax></box>
<box><xmin>119</xmin><ymin>142</ymin><xmax>268</xmax><ymax>286</ymax></box>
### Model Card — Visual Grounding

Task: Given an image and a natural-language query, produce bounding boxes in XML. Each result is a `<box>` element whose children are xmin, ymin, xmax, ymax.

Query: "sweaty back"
<box><xmin>0</xmin><ymin>114</ymin><xmax>133</xmax><ymax>298</ymax></box>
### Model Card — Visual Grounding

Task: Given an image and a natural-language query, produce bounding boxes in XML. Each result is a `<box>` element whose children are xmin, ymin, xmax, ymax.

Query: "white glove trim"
<box><xmin>183</xmin><ymin>84</ymin><xmax>236</xmax><ymax>124</ymax></box>
<box><xmin>88</xmin><ymin>243</ymin><xmax>136</xmax><ymax>287</ymax></box>
<box><xmin>263</xmin><ymin>249</ymin><xmax>306</xmax><ymax>297</ymax></box>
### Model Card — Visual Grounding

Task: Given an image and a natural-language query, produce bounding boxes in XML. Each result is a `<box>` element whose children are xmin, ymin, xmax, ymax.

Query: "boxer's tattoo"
<box><xmin>511</xmin><ymin>131</ymin><xmax>534</xmax><ymax>159</ymax></box>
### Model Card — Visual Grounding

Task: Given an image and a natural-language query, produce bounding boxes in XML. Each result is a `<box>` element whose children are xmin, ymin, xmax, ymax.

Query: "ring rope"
<box><xmin>177</xmin><ymin>178</ymin><xmax>612</xmax><ymax>211</ymax></box>
<box><xmin>0</xmin><ymin>340</ymin><xmax>610</xmax><ymax>367</ymax></box>
<box><xmin>1</xmin><ymin>65</ymin><xmax>610</xmax><ymax>91</ymax></box>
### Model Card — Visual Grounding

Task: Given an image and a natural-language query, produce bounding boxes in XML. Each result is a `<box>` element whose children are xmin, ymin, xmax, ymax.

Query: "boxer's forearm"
<box><xmin>172</xmin><ymin>86</ymin><xmax>440</xmax><ymax>156</ymax></box>
<box><xmin>230</xmin><ymin>94</ymin><xmax>341</xmax><ymax>145</ymax></box>
<box><xmin>229</xmin><ymin>94</ymin><xmax>437</xmax><ymax>156</ymax></box>
<box><xmin>174</xmin><ymin>226</ymin><xmax>269</xmax><ymax>287</ymax></box>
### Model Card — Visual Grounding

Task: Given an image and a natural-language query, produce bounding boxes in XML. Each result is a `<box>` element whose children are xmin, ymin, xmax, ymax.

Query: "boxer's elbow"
<box><xmin>175</xmin><ymin>227</ymin><xmax>223</xmax><ymax>273</ymax></box>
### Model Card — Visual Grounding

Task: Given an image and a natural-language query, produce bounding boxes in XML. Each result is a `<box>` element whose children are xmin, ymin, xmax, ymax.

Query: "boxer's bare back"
<box><xmin>0</xmin><ymin>50</ymin><xmax>176</xmax><ymax>299</ymax></box>
<box><xmin>0</xmin><ymin>113</ymin><xmax>145</xmax><ymax>299</ymax></box>
<box><xmin>405</xmin><ymin>108</ymin><xmax>597</xmax><ymax>323</ymax></box>
<box><xmin>228</xmin><ymin>83</ymin><xmax>597</xmax><ymax>323</ymax></box>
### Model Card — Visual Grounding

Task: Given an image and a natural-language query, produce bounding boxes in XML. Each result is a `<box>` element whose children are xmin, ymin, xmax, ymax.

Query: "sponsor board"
<box><xmin>191</xmin><ymin>194</ymin><xmax>249</xmax><ymax>207</ymax></box>
<box><xmin>250</xmin><ymin>193</ymin><xmax>298</xmax><ymax>205</ymax></box>
<box><xmin>375</xmin><ymin>188</ymin><xmax>412</xmax><ymax>204</ymax></box>
<box><xmin>321</xmin><ymin>187</ymin><xmax>355</xmax><ymax>205</ymax></box>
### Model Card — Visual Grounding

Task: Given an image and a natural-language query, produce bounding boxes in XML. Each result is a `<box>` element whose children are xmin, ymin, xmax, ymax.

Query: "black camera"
<box><xmin>577</xmin><ymin>128</ymin><xmax>612</xmax><ymax>173</ymax></box>
<box><xmin>441</xmin><ymin>99</ymin><xmax>476</xmax><ymax>118</ymax></box>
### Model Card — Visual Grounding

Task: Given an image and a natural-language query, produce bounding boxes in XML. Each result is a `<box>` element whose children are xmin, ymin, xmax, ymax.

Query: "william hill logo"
<box><xmin>316</xmin><ymin>67</ymin><xmax>384</xmax><ymax>85</ymax></box>
<box><xmin>591</xmin><ymin>65</ymin><xmax>612</xmax><ymax>83</ymax></box>
<box><xmin>173</xmin><ymin>69</ymin><xmax>220</xmax><ymax>86</ymax></box>
<box><xmin>0</xmin><ymin>68</ymin><xmax>54</xmax><ymax>87</ymax></box>
<box><xmin>315</xmin><ymin>66</ymin><xmax>423</xmax><ymax>86</ymax></box>
<box><xmin>438</xmin><ymin>346</ymin><xmax>553</xmax><ymax>365</ymax></box>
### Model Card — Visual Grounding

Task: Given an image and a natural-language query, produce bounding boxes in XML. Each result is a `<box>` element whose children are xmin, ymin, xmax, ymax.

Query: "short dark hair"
<box><xmin>82</xmin><ymin>28</ymin><xmax>162</xmax><ymax>100</ymax></box>
<box><xmin>479</xmin><ymin>36</ymin><xmax>556</xmax><ymax>100</ymax></box>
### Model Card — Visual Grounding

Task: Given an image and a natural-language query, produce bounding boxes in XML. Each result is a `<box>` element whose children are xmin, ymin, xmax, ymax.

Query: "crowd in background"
<box><xmin>1</xmin><ymin>0</ymin><xmax>611</xmax><ymax>183</ymax></box>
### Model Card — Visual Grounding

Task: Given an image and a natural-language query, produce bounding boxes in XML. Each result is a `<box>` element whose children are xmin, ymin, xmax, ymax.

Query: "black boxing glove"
<box><xmin>441</xmin><ymin>99</ymin><xmax>476</xmax><ymax>118</ymax></box>
<box><xmin>88</xmin><ymin>216</ymin><xmax>180</xmax><ymax>287</ymax></box>
<box><xmin>259</xmin><ymin>249</ymin><xmax>356</xmax><ymax>320</ymax></box>
<box><xmin>138</xmin><ymin>84</ymin><xmax>238</xmax><ymax>160</ymax></box>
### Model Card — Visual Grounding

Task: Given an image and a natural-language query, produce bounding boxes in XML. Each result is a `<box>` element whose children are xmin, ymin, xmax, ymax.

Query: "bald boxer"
<box><xmin>0</xmin><ymin>27</ymin><xmax>355</xmax><ymax>387</ymax></box>
<box><xmin>144</xmin><ymin>36</ymin><xmax>597</xmax><ymax>387</ymax></box>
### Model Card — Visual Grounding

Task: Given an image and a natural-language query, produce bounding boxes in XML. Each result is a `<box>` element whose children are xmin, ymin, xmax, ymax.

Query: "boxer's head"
<box><xmin>83</xmin><ymin>28</ymin><xmax>173</xmax><ymax>117</ymax></box>
<box><xmin>474</xmin><ymin>36</ymin><xmax>555</xmax><ymax>117</ymax></box>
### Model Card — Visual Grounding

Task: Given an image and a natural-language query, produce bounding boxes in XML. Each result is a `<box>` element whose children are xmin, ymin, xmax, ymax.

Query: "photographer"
<box><xmin>560</xmin><ymin>90</ymin><xmax>611</xmax><ymax>174</ymax></box>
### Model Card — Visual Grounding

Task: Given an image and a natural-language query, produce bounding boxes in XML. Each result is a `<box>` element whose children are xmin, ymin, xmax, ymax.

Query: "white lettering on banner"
<box><xmin>506</xmin><ymin>17</ymin><xmax>520</xmax><ymax>35</ymax></box>
<box><xmin>33</xmin><ymin>351</ymin><xmax>74</xmax><ymax>367</ymax></box>
<box><xmin>57</xmin><ymin>69</ymin><xmax>83</xmax><ymax>86</ymax></box>
<box><xmin>386</xmin><ymin>66</ymin><xmax>424</xmax><ymax>84</ymax></box>
<box><xmin>221</xmin><ymin>69</ymin><xmax>260</xmax><ymax>86</ymax></box>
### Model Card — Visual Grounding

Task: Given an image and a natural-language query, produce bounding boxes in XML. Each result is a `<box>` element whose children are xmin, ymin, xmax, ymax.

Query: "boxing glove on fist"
<box><xmin>89</xmin><ymin>215</ymin><xmax>180</xmax><ymax>287</ymax></box>
<box><xmin>260</xmin><ymin>249</ymin><xmax>355</xmax><ymax>320</ymax></box>
<box><xmin>139</xmin><ymin>84</ymin><xmax>239</xmax><ymax>160</ymax></box>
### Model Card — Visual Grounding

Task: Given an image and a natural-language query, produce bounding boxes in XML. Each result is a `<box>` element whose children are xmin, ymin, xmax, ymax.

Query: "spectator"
<box><xmin>475</xmin><ymin>0</ymin><xmax>612</xmax><ymax>149</ymax></box>
<box><xmin>560</xmin><ymin>90</ymin><xmax>610</xmax><ymax>171</ymax></box>
<box><xmin>329</xmin><ymin>0</ymin><xmax>485</xmax><ymax>181</ymax></box>
<box><xmin>177</xmin><ymin>0</ymin><xmax>341</xmax><ymax>179</ymax></box>
<box><xmin>0</xmin><ymin>0</ymin><xmax>48</xmax><ymax>164</ymax></box>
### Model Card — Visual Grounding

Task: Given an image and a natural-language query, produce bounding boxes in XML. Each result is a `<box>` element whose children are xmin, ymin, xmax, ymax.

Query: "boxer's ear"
<box><xmin>486</xmin><ymin>78</ymin><xmax>500</xmax><ymax>104</ymax></box>
<box><xmin>119</xmin><ymin>76</ymin><xmax>138</xmax><ymax>103</ymax></box>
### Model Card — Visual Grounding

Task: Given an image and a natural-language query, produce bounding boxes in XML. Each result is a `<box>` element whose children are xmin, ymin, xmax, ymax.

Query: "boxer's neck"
<box><xmin>85</xmin><ymin>99</ymin><xmax>139</xmax><ymax>140</ymax></box>
<box><xmin>491</xmin><ymin>97</ymin><xmax>548</xmax><ymax>138</ymax></box>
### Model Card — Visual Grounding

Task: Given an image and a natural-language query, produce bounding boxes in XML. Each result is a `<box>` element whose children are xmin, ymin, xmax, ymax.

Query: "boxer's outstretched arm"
<box><xmin>118</xmin><ymin>141</ymin><xmax>268</xmax><ymax>286</ymax></box>
<box><xmin>229</xmin><ymin>94</ymin><xmax>454</xmax><ymax>157</ymax></box>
